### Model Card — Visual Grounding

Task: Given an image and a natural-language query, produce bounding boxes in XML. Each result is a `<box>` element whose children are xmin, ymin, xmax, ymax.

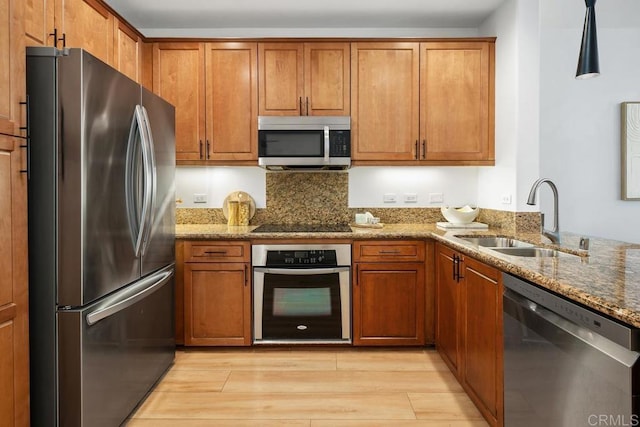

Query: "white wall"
<box><xmin>539</xmin><ymin>0</ymin><xmax>640</xmax><ymax>243</ymax></box>
<box><xmin>477</xmin><ymin>0</ymin><xmax>540</xmax><ymax>212</ymax></box>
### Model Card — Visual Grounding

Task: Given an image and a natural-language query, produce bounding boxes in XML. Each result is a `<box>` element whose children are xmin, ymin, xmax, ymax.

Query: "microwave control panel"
<box><xmin>329</xmin><ymin>130</ymin><xmax>351</xmax><ymax>157</ymax></box>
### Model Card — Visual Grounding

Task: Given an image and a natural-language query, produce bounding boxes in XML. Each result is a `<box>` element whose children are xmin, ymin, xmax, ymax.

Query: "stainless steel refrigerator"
<box><xmin>26</xmin><ymin>47</ymin><xmax>176</xmax><ymax>427</ymax></box>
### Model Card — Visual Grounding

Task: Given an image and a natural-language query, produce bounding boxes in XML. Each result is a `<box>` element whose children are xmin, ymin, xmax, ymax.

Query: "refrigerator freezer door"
<box><xmin>58</xmin><ymin>49</ymin><xmax>143</xmax><ymax>306</ymax></box>
<box><xmin>141</xmin><ymin>88</ymin><xmax>176</xmax><ymax>277</ymax></box>
<box><xmin>57</xmin><ymin>265</ymin><xmax>175</xmax><ymax>427</ymax></box>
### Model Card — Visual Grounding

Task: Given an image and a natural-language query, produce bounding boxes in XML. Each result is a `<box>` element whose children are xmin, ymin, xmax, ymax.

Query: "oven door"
<box><xmin>253</xmin><ymin>267</ymin><xmax>351</xmax><ymax>343</ymax></box>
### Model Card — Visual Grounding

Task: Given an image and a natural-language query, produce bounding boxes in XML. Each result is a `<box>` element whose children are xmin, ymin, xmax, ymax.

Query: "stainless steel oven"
<box><xmin>252</xmin><ymin>244</ymin><xmax>351</xmax><ymax>344</ymax></box>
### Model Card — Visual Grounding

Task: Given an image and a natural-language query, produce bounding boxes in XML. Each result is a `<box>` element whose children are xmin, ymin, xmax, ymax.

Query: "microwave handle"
<box><xmin>324</xmin><ymin>125</ymin><xmax>330</xmax><ymax>164</ymax></box>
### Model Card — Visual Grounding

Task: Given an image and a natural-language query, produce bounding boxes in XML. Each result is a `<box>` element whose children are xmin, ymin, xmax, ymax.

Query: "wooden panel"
<box><xmin>304</xmin><ymin>42</ymin><xmax>350</xmax><ymax>116</ymax></box>
<box><xmin>424</xmin><ymin>239</ymin><xmax>436</xmax><ymax>345</ymax></box>
<box><xmin>435</xmin><ymin>243</ymin><xmax>460</xmax><ymax>373</ymax></box>
<box><xmin>205</xmin><ymin>42</ymin><xmax>257</xmax><ymax>160</ymax></box>
<box><xmin>420</xmin><ymin>42</ymin><xmax>492</xmax><ymax>161</ymax></box>
<box><xmin>0</xmin><ymin>320</ymin><xmax>15</xmax><ymax>427</ymax></box>
<box><xmin>174</xmin><ymin>240</ymin><xmax>185</xmax><ymax>345</ymax></box>
<box><xmin>353</xmin><ymin>262</ymin><xmax>425</xmax><ymax>346</ymax></box>
<box><xmin>353</xmin><ymin>240</ymin><xmax>425</xmax><ymax>262</ymax></box>
<box><xmin>0</xmin><ymin>135</ymin><xmax>29</xmax><ymax>426</ymax></box>
<box><xmin>113</xmin><ymin>19</ymin><xmax>140</xmax><ymax>83</ymax></box>
<box><xmin>351</xmin><ymin>42</ymin><xmax>419</xmax><ymax>161</ymax></box>
<box><xmin>61</xmin><ymin>0</ymin><xmax>114</xmax><ymax>65</ymax></box>
<box><xmin>0</xmin><ymin>0</ymin><xmax>25</xmax><ymax>135</ymax></box>
<box><xmin>184</xmin><ymin>263</ymin><xmax>251</xmax><ymax>346</ymax></box>
<box><xmin>258</xmin><ymin>43</ymin><xmax>304</xmax><ymax>115</ymax></box>
<box><xmin>24</xmin><ymin>0</ymin><xmax>54</xmax><ymax>46</ymax></box>
<box><xmin>461</xmin><ymin>256</ymin><xmax>503</xmax><ymax>427</ymax></box>
<box><xmin>153</xmin><ymin>43</ymin><xmax>205</xmax><ymax>161</ymax></box>
<box><xmin>184</xmin><ymin>241</ymin><xmax>250</xmax><ymax>263</ymax></box>
<box><xmin>0</xmin><ymin>151</ymin><xmax>12</xmax><ymax>307</ymax></box>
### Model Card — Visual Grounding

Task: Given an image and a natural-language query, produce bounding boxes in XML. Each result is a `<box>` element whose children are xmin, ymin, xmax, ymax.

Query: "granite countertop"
<box><xmin>175</xmin><ymin>223</ymin><xmax>640</xmax><ymax>328</ymax></box>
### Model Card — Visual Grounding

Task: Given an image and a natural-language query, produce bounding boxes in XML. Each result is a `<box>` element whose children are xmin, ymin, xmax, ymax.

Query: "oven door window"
<box><xmin>258</xmin><ymin>131</ymin><xmax>324</xmax><ymax>157</ymax></box>
<box><xmin>262</xmin><ymin>273</ymin><xmax>341</xmax><ymax>339</ymax></box>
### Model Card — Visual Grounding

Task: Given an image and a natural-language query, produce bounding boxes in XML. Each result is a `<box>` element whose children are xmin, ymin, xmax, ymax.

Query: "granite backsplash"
<box><xmin>176</xmin><ymin>172</ymin><xmax>540</xmax><ymax>234</ymax></box>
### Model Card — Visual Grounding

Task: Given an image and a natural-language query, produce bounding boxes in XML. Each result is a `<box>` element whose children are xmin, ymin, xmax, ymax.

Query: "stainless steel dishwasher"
<box><xmin>503</xmin><ymin>273</ymin><xmax>640</xmax><ymax>426</ymax></box>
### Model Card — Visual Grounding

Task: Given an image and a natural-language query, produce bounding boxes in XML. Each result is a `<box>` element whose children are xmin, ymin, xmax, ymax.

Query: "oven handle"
<box><xmin>254</xmin><ymin>267</ymin><xmax>350</xmax><ymax>275</ymax></box>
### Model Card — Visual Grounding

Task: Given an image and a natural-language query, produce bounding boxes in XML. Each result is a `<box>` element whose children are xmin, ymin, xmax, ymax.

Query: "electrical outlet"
<box><xmin>383</xmin><ymin>193</ymin><xmax>397</xmax><ymax>203</ymax></box>
<box><xmin>428</xmin><ymin>192</ymin><xmax>444</xmax><ymax>203</ymax></box>
<box><xmin>403</xmin><ymin>193</ymin><xmax>418</xmax><ymax>203</ymax></box>
<box><xmin>500</xmin><ymin>194</ymin><xmax>512</xmax><ymax>204</ymax></box>
<box><xmin>193</xmin><ymin>193</ymin><xmax>208</xmax><ymax>203</ymax></box>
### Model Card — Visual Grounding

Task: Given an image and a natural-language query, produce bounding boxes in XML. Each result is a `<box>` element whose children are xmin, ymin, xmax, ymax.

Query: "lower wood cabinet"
<box><xmin>352</xmin><ymin>241</ymin><xmax>426</xmax><ymax>346</ymax></box>
<box><xmin>183</xmin><ymin>241</ymin><xmax>251</xmax><ymax>346</ymax></box>
<box><xmin>435</xmin><ymin>243</ymin><xmax>503</xmax><ymax>427</ymax></box>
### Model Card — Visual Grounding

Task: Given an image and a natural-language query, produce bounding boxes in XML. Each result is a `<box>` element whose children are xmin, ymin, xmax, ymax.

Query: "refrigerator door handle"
<box><xmin>85</xmin><ymin>266</ymin><xmax>174</xmax><ymax>326</ymax></box>
<box><xmin>139</xmin><ymin>106</ymin><xmax>157</xmax><ymax>257</ymax></box>
<box><xmin>125</xmin><ymin>105</ymin><xmax>152</xmax><ymax>257</ymax></box>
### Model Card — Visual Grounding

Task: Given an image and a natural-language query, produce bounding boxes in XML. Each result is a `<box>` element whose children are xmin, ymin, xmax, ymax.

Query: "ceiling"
<box><xmin>103</xmin><ymin>0</ymin><xmax>508</xmax><ymax>37</ymax></box>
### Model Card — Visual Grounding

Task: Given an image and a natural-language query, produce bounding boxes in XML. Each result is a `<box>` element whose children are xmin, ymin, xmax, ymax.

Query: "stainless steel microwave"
<box><xmin>258</xmin><ymin>116</ymin><xmax>351</xmax><ymax>170</ymax></box>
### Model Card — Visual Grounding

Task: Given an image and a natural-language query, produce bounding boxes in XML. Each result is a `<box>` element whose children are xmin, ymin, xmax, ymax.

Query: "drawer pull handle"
<box><xmin>379</xmin><ymin>250</ymin><xmax>401</xmax><ymax>254</ymax></box>
<box><xmin>204</xmin><ymin>250</ymin><xmax>227</xmax><ymax>255</ymax></box>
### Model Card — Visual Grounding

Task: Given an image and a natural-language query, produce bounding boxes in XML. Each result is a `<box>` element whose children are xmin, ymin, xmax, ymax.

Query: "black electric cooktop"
<box><xmin>251</xmin><ymin>224</ymin><xmax>353</xmax><ymax>233</ymax></box>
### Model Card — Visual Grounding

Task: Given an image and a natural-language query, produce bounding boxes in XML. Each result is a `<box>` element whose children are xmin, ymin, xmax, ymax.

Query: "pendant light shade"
<box><xmin>576</xmin><ymin>0</ymin><xmax>600</xmax><ymax>79</ymax></box>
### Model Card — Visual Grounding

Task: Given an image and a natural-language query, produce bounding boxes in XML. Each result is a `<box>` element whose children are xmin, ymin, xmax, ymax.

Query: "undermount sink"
<box><xmin>489</xmin><ymin>247</ymin><xmax>562</xmax><ymax>257</ymax></box>
<box><xmin>456</xmin><ymin>235</ymin><xmax>535</xmax><ymax>248</ymax></box>
<box><xmin>456</xmin><ymin>235</ymin><xmax>582</xmax><ymax>259</ymax></box>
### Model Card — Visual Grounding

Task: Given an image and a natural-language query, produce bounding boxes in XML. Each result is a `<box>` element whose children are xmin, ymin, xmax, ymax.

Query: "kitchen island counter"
<box><xmin>176</xmin><ymin>223</ymin><xmax>640</xmax><ymax>328</ymax></box>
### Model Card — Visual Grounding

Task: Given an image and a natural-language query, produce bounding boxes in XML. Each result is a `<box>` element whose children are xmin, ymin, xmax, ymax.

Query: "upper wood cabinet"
<box><xmin>205</xmin><ymin>42</ymin><xmax>258</xmax><ymax>161</ymax></box>
<box><xmin>420</xmin><ymin>42</ymin><xmax>494</xmax><ymax>162</ymax></box>
<box><xmin>24</xmin><ymin>0</ymin><xmax>55</xmax><ymax>47</ymax></box>
<box><xmin>25</xmin><ymin>0</ymin><xmax>147</xmax><ymax>84</ymax></box>
<box><xmin>153</xmin><ymin>43</ymin><xmax>206</xmax><ymax>161</ymax></box>
<box><xmin>113</xmin><ymin>19</ymin><xmax>142</xmax><ymax>83</ymax></box>
<box><xmin>351</xmin><ymin>42</ymin><xmax>419</xmax><ymax>161</ymax></box>
<box><xmin>258</xmin><ymin>42</ymin><xmax>350</xmax><ymax>116</ymax></box>
<box><xmin>57</xmin><ymin>0</ymin><xmax>114</xmax><ymax>65</ymax></box>
<box><xmin>352</xmin><ymin>40</ymin><xmax>495</xmax><ymax>165</ymax></box>
<box><xmin>153</xmin><ymin>42</ymin><xmax>257</xmax><ymax>163</ymax></box>
<box><xmin>1</xmin><ymin>0</ymin><xmax>26</xmax><ymax>136</ymax></box>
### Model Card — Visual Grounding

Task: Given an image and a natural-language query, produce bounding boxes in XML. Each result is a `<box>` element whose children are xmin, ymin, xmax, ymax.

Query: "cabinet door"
<box><xmin>435</xmin><ymin>243</ymin><xmax>460</xmax><ymax>372</ymax></box>
<box><xmin>304</xmin><ymin>42</ymin><xmax>350</xmax><ymax>116</ymax></box>
<box><xmin>0</xmin><ymin>137</ymin><xmax>29</xmax><ymax>426</ymax></box>
<box><xmin>153</xmin><ymin>43</ymin><xmax>205</xmax><ymax>161</ymax></box>
<box><xmin>58</xmin><ymin>0</ymin><xmax>114</xmax><ymax>65</ymax></box>
<box><xmin>258</xmin><ymin>42</ymin><xmax>304</xmax><ymax>116</ymax></box>
<box><xmin>205</xmin><ymin>42</ymin><xmax>257</xmax><ymax>161</ymax></box>
<box><xmin>113</xmin><ymin>19</ymin><xmax>141</xmax><ymax>83</ymax></box>
<box><xmin>1</xmin><ymin>0</ymin><xmax>25</xmax><ymax>135</ymax></box>
<box><xmin>461</xmin><ymin>256</ymin><xmax>503</xmax><ymax>426</ymax></box>
<box><xmin>184</xmin><ymin>262</ymin><xmax>251</xmax><ymax>346</ymax></box>
<box><xmin>420</xmin><ymin>42</ymin><xmax>494</xmax><ymax>162</ymax></box>
<box><xmin>24</xmin><ymin>0</ymin><xmax>54</xmax><ymax>47</ymax></box>
<box><xmin>353</xmin><ymin>262</ymin><xmax>425</xmax><ymax>346</ymax></box>
<box><xmin>351</xmin><ymin>42</ymin><xmax>419</xmax><ymax>161</ymax></box>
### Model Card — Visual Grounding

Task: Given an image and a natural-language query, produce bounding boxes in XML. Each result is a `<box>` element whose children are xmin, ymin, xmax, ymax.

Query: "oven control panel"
<box><xmin>266</xmin><ymin>250</ymin><xmax>337</xmax><ymax>267</ymax></box>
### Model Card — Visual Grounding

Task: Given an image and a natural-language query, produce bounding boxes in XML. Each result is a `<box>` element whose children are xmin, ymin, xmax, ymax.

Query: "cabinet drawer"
<box><xmin>353</xmin><ymin>241</ymin><xmax>425</xmax><ymax>262</ymax></box>
<box><xmin>184</xmin><ymin>241</ymin><xmax>250</xmax><ymax>262</ymax></box>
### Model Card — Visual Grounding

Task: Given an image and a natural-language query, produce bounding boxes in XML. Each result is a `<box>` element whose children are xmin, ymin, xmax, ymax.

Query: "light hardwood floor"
<box><xmin>127</xmin><ymin>348</ymin><xmax>488</xmax><ymax>426</ymax></box>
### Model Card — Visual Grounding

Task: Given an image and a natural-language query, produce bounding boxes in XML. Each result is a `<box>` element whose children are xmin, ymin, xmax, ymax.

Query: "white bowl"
<box><xmin>440</xmin><ymin>205</ymin><xmax>479</xmax><ymax>224</ymax></box>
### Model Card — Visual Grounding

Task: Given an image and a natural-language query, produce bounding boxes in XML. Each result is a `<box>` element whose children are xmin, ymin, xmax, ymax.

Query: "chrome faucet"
<box><xmin>527</xmin><ymin>178</ymin><xmax>560</xmax><ymax>244</ymax></box>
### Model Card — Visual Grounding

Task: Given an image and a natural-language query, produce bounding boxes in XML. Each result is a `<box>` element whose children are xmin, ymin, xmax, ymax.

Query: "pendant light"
<box><xmin>576</xmin><ymin>0</ymin><xmax>600</xmax><ymax>79</ymax></box>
